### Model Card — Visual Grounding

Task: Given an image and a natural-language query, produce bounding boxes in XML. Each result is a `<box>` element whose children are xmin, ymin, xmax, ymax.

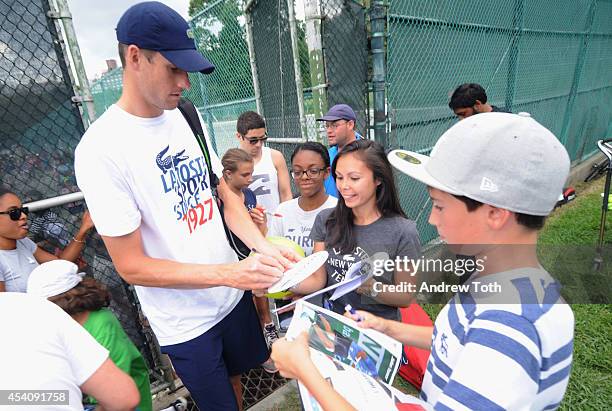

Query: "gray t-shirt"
<box><xmin>0</xmin><ymin>238</ymin><xmax>39</xmax><ymax>292</ymax></box>
<box><xmin>310</xmin><ymin>208</ymin><xmax>421</xmax><ymax>320</ymax></box>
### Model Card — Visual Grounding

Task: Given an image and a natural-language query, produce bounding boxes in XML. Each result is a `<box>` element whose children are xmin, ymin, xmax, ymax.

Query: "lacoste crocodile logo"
<box><xmin>156</xmin><ymin>145</ymin><xmax>189</xmax><ymax>174</ymax></box>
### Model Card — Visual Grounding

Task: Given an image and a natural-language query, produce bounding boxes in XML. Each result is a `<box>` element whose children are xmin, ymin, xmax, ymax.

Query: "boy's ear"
<box><xmin>486</xmin><ymin>206</ymin><xmax>513</xmax><ymax>230</ymax></box>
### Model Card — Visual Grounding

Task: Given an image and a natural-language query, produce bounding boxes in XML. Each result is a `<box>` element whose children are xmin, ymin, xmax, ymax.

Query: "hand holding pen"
<box><xmin>255</xmin><ymin>205</ymin><xmax>283</xmax><ymax>218</ymax></box>
<box><xmin>344</xmin><ymin>305</ymin><xmax>388</xmax><ymax>333</ymax></box>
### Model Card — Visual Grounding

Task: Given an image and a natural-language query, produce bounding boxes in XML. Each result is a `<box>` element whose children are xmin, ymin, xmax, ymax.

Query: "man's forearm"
<box><xmin>102</xmin><ymin>227</ymin><xmax>283</xmax><ymax>292</ymax></box>
<box><xmin>105</xmin><ymin>249</ymin><xmax>231</xmax><ymax>289</ymax></box>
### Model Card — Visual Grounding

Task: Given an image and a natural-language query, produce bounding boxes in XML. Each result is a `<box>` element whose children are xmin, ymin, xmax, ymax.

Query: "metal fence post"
<box><xmin>505</xmin><ymin>0</ymin><xmax>525</xmax><ymax>112</ymax></box>
<box><xmin>304</xmin><ymin>0</ymin><xmax>327</xmax><ymax>143</ymax></box>
<box><xmin>370</xmin><ymin>0</ymin><xmax>388</xmax><ymax>146</ymax></box>
<box><xmin>245</xmin><ymin>2</ymin><xmax>263</xmax><ymax>116</ymax></box>
<box><xmin>48</xmin><ymin>0</ymin><xmax>97</xmax><ymax>127</ymax></box>
<box><xmin>287</xmin><ymin>0</ymin><xmax>308</xmax><ymax>141</ymax></box>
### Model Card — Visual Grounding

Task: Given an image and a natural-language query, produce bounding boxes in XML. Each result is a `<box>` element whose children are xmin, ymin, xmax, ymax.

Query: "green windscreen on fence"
<box><xmin>90</xmin><ymin>67</ymin><xmax>123</xmax><ymax>115</ymax></box>
<box><xmin>387</xmin><ymin>0</ymin><xmax>612</xmax><ymax>243</ymax></box>
<box><xmin>0</xmin><ymin>0</ymin><xmax>84</xmax><ymax>195</ymax></box>
<box><xmin>249</xmin><ymin>0</ymin><xmax>303</xmax><ymax>140</ymax></box>
<box><xmin>321</xmin><ymin>0</ymin><xmax>369</xmax><ymax>134</ymax></box>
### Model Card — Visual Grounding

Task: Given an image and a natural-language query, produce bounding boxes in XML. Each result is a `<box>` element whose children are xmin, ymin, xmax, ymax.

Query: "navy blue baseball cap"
<box><xmin>116</xmin><ymin>1</ymin><xmax>215</xmax><ymax>74</ymax></box>
<box><xmin>316</xmin><ymin>104</ymin><xmax>356</xmax><ymax>122</ymax></box>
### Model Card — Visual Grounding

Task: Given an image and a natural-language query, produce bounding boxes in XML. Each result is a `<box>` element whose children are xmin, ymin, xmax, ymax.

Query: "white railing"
<box><xmin>24</xmin><ymin>192</ymin><xmax>84</xmax><ymax>212</ymax></box>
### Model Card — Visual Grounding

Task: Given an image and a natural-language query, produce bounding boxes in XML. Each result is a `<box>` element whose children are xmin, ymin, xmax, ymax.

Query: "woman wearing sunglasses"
<box><xmin>0</xmin><ymin>187</ymin><xmax>94</xmax><ymax>292</ymax></box>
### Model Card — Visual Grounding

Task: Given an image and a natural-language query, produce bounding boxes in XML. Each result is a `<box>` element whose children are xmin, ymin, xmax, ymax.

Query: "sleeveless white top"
<box><xmin>249</xmin><ymin>147</ymin><xmax>280</xmax><ymax>221</ymax></box>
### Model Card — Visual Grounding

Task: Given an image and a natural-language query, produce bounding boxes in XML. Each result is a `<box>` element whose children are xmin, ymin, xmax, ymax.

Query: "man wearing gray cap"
<box><xmin>316</xmin><ymin>104</ymin><xmax>361</xmax><ymax>197</ymax></box>
<box><xmin>74</xmin><ymin>2</ymin><xmax>296</xmax><ymax>410</ymax></box>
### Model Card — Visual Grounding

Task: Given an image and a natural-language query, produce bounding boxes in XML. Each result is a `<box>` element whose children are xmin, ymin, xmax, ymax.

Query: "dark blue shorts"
<box><xmin>161</xmin><ymin>291</ymin><xmax>268</xmax><ymax>411</ymax></box>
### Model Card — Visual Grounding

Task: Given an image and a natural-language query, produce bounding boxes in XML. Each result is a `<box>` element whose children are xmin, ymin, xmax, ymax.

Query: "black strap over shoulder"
<box><xmin>177</xmin><ymin>98</ymin><xmax>219</xmax><ymax>193</ymax></box>
<box><xmin>177</xmin><ymin>98</ymin><xmax>249</xmax><ymax>260</ymax></box>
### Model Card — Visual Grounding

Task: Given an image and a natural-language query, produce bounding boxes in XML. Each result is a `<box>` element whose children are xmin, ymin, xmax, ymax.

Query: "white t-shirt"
<box><xmin>249</xmin><ymin>147</ymin><xmax>280</xmax><ymax>223</ymax></box>
<box><xmin>0</xmin><ymin>238</ymin><xmax>39</xmax><ymax>292</ymax></box>
<box><xmin>0</xmin><ymin>292</ymin><xmax>108</xmax><ymax>411</ymax></box>
<box><xmin>75</xmin><ymin>104</ymin><xmax>242</xmax><ymax>346</ymax></box>
<box><xmin>268</xmin><ymin>196</ymin><xmax>337</xmax><ymax>256</ymax></box>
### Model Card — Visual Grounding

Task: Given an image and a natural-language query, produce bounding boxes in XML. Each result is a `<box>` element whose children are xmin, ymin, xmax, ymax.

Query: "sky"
<box><xmin>66</xmin><ymin>0</ymin><xmax>306</xmax><ymax>80</ymax></box>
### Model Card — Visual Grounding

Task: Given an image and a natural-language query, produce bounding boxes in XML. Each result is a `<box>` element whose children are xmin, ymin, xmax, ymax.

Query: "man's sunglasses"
<box><xmin>0</xmin><ymin>207</ymin><xmax>29</xmax><ymax>221</ymax></box>
<box><xmin>242</xmin><ymin>135</ymin><xmax>268</xmax><ymax>145</ymax></box>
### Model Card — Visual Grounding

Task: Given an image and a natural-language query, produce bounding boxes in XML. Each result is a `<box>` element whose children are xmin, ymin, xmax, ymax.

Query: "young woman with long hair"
<box><xmin>290</xmin><ymin>139</ymin><xmax>421</xmax><ymax>320</ymax></box>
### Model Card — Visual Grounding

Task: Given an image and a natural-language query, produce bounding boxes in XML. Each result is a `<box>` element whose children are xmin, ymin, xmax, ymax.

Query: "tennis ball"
<box><xmin>260</xmin><ymin>236</ymin><xmax>305</xmax><ymax>298</ymax></box>
<box><xmin>265</xmin><ymin>290</ymin><xmax>294</xmax><ymax>299</ymax></box>
<box><xmin>265</xmin><ymin>236</ymin><xmax>306</xmax><ymax>258</ymax></box>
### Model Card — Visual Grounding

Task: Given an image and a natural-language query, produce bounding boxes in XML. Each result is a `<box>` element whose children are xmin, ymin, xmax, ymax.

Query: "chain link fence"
<box><xmin>320</xmin><ymin>0</ymin><xmax>369</xmax><ymax>136</ymax></box>
<box><xmin>387</xmin><ymin>0</ymin><xmax>612</xmax><ymax>243</ymax></box>
<box><xmin>4</xmin><ymin>0</ymin><xmax>612</xmax><ymax>409</ymax></box>
<box><xmin>186</xmin><ymin>0</ymin><xmax>256</xmax><ymax>155</ymax></box>
<box><xmin>0</xmin><ymin>0</ymin><xmax>174</xmax><ymax>396</ymax></box>
<box><xmin>249</xmin><ymin>0</ymin><xmax>303</xmax><ymax>140</ymax></box>
<box><xmin>90</xmin><ymin>66</ymin><xmax>123</xmax><ymax>117</ymax></box>
<box><xmin>1</xmin><ymin>0</ymin><xmax>84</xmax><ymax>196</ymax></box>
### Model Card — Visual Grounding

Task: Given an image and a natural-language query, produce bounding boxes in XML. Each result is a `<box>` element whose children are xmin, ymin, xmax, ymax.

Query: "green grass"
<box><xmin>538</xmin><ymin>179</ymin><xmax>612</xmax><ymax>410</ymax></box>
<box><xmin>538</xmin><ymin>179</ymin><xmax>612</xmax><ymax>246</ymax></box>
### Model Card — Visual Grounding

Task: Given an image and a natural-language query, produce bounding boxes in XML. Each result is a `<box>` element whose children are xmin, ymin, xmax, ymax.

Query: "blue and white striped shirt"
<box><xmin>421</xmin><ymin>268</ymin><xmax>574</xmax><ymax>410</ymax></box>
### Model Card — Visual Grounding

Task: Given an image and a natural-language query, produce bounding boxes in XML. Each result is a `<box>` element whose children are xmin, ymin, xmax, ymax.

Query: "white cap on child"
<box><xmin>27</xmin><ymin>259</ymin><xmax>85</xmax><ymax>298</ymax></box>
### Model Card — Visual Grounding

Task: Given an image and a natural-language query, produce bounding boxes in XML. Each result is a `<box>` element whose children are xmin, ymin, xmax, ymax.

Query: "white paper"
<box><xmin>329</xmin><ymin>261</ymin><xmax>370</xmax><ymax>301</ymax></box>
<box><xmin>271</xmin><ymin>261</ymin><xmax>369</xmax><ymax>313</ymax></box>
<box><xmin>298</xmin><ymin>349</ymin><xmax>432</xmax><ymax>411</ymax></box>
<box><xmin>268</xmin><ymin>251</ymin><xmax>328</xmax><ymax>293</ymax></box>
